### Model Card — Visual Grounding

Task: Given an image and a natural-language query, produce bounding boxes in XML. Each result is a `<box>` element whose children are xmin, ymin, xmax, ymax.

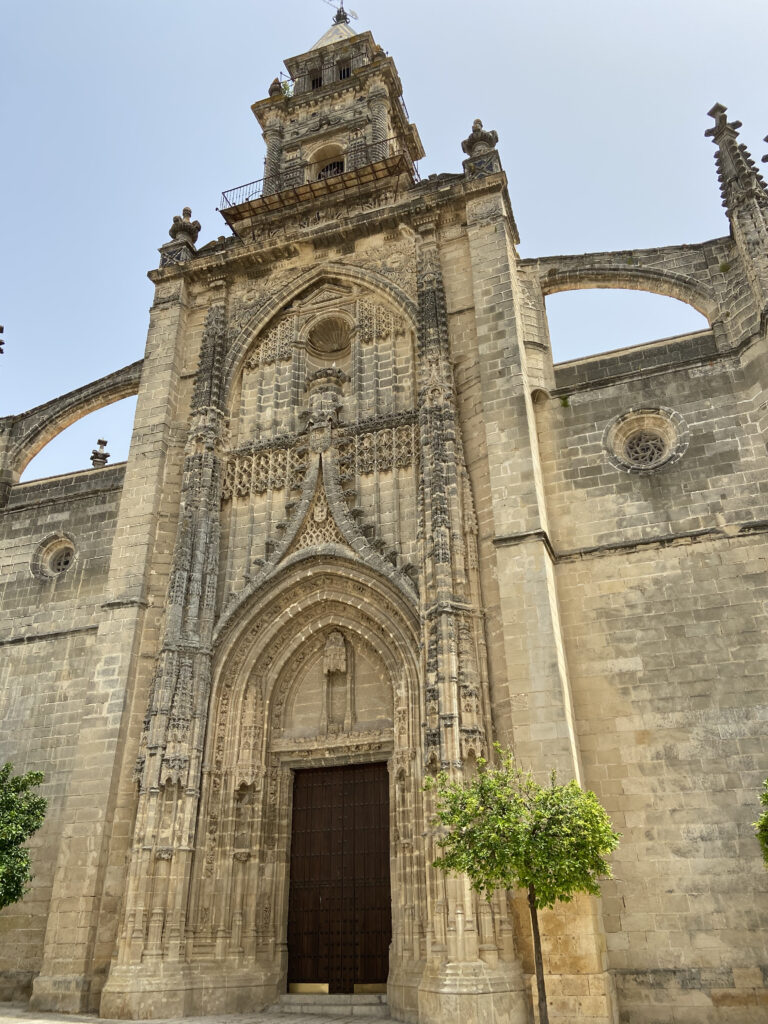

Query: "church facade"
<box><xmin>0</xmin><ymin>13</ymin><xmax>767</xmax><ymax>1024</ymax></box>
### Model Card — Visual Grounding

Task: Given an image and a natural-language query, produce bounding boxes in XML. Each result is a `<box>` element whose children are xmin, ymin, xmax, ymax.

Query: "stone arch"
<box><xmin>223</xmin><ymin>262</ymin><xmax>418</xmax><ymax>403</ymax></box>
<box><xmin>213</xmin><ymin>554</ymin><xmax>420</xmax><ymax>681</ymax></box>
<box><xmin>305</xmin><ymin>140</ymin><xmax>348</xmax><ymax>181</ymax></box>
<box><xmin>3</xmin><ymin>360</ymin><xmax>142</xmax><ymax>480</ymax></box>
<box><xmin>538</xmin><ymin>263</ymin><xmax>719</xmax><ymax>324</ymax></box>
<box><xmin>218</xmin><ymin>452</ymin><xmax>418</xmax><ymax>628</ymax></box>
<box><xmin>189</xmin><ymin>557</ymin><xmax>424</xmax><ymax>996</ymax></box>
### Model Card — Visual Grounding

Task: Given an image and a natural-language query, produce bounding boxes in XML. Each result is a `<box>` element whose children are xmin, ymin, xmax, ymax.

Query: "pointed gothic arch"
<box><xmin>223</xmin><ymin>261</ymin><xmax>418</xmax><ymax>402</ymax></box>
<box><xmin>187</xmin><ymin>554</ymin><xmax>424</xmax><ymax>1000</ymax></box>
<box><xmin>216</xmin><ymin>451</ymin><xmax>418</xmax><ymax>645</ymax></box>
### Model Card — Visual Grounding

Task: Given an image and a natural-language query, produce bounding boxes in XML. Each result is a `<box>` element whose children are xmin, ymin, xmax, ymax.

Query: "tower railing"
<box><xmin>219</xmin><ymin>136</ymin><xmax>419</xmax><ymax>210</ymax></box>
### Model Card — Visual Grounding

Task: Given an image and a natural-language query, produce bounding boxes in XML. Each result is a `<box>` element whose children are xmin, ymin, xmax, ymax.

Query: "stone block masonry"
<box><xmin>0</xmin><ymin>21</ymin><xmax>766</xmax><ymax>1024</ymax></box>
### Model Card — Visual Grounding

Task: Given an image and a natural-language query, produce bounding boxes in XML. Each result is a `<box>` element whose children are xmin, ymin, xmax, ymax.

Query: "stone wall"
<box><xmin>0</xmin><ymin>465</ymin><xmax>125</xmax><ymax>1000</ymax></box>
<box><xmin>559</xmin><ymin>535</ymin><xmax>768</xmax><ymax>1022</ymax></box>
<box><xmin>1</xmin><ymin>60</ymin><xmax>768</xmax><ymax>1024</ymax></box>
<box><xmin>531</xmin><ymin>337</ymin><xmax>768</xmax><ymax>1021</ymax></box>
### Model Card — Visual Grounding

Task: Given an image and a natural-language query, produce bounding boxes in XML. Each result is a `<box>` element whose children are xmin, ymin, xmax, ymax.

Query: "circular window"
<box><xmin>50</xmin><ymin>547</ymin><xmax>74</xmax><ymax>573</ymax></box>
<box><xmin>623</xmin><ymin>430</ymin><xmax>667</xmax><ymax>468</ymax></box>
<box><xmin>603</xmin><ymin>408</ymin><xmax>689</xmax><ymax>473</ymax></box>
<box><xmin>32</xmin><ymin>535</ymin><xmax>77</xmax><ymax>579</ymax></box>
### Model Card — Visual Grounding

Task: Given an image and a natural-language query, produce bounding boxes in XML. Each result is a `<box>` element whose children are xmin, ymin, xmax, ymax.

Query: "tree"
<box><xmin>0</xmin><ymin>763</ymin><xmax>47</xmax><ymax>911</ymax></box>
<box><xmin>426</xmin><ymin>745</ymin><xmax>620</xmax><ymax>1024</ymax></box>
<box><xmin>754</xmin><ymin>779</ymin><xmax>768</xmax><ymax>866</ymax></box>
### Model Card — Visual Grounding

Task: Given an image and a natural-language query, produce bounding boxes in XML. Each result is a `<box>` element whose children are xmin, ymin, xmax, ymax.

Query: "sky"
<box><xmin>2</xmin><ymin>0</ymin><xmax>767</xmax><ymax>480</ymax></box>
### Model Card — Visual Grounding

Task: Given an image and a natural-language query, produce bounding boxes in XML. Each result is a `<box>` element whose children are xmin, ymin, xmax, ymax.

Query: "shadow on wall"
<box><xmin>546</xmin><ymin>289</ymin><xmax>710</xmax><ymax>363</ymax></box>
<box><xmin>20</xmin><ymin>396</ymin><xmax>138</xmax><ymax>482</ymax></box>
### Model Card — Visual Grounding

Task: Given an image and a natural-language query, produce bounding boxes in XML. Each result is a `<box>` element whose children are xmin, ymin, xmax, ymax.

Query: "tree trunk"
<box><xmin>528</xmin><ymin>883</ymin><xmax>549</xmax><ymax>1024</ymax></box>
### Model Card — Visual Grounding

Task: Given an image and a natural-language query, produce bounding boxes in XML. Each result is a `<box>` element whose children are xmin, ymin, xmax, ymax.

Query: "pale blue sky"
<box><xmin>3</xmin><ymin>0</ymin><xmax>766</xmax><ymax>480</ymax></box>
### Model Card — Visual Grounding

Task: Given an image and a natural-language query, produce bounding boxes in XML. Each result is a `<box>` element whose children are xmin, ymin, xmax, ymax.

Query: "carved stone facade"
<box><xmin>0</xmin><ymin>16</ymin><xmax>767</xmax><ymax>1024</ymax></box>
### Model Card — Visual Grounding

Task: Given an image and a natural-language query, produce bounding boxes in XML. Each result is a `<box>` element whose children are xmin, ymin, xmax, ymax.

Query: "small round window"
<box><xmin>623</xmin><ymin>430</ymin><xmax>667</xmax><ymax>468</ymax></box>
<box><xmin>603</xmin><ymin>408</ymin><xmax>689</xmax><ymax>474</ymax></box>
<box><xmin>50</xmin><ymin>547</ymin><xmax>74</xmax><ymax>573</ymax></box>
<box><xmin>32</xmin><ymin>535</ymin><xmax>77</xmax><ymax>579</ymax></box>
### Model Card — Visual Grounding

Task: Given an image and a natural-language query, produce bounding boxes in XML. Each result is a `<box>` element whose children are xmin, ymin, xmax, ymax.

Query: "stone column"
<box><xmin>464</xmin><ymin>183</ymin><xmax>618</xmax><ymax>1023</ymax></box>
<box><xmin>368</xmin><ymin>83</ymin><xmax>389</xmax><ymax>162</ymax></box>
<box><xmin>262</xmin><ymin>121</ymin><xmax>284</xmax><ymax>195</ymax></box>
<box><xmin>29</xmin><ymin>275</ymin><xmax>192</xmax><ymax>1014</ymax></box>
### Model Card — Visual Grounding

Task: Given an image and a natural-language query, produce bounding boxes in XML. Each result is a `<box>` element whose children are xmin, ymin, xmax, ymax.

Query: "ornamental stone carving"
<box><xmin>461</xmin><ymin>118</ymin><xmax>499</xmax><ymax>157</ymax></box>
<box><xmin>461</xmin><ymin>118</ymin><xmax>502</xmax><ymax>178</ymax></box>
<box><xmin>168</xmin><ymin>206</ymin><xmax>201</xmax><ymax>245</ymax></box>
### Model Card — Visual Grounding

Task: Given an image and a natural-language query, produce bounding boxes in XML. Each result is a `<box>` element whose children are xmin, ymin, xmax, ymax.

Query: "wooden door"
<box><xmin>287</xmin><ymin>762</ymin><xmax>391</xmax><ymax>993</ymax></box>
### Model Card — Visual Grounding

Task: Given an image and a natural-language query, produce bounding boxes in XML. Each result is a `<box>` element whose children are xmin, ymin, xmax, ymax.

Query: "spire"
<box><xmin>705</xmin><ymin>103</ymin><xmax>768</xmax><ymax>212</ymax></box>
<box><xmin>311</xmin><ymin>3</ymin><xmax>358</xmax><ymax>49</ymax></box>
<box><xmin>706</xmin><ymin>104</ymin><xmax>768</xmax><ymax>322</ymax></box>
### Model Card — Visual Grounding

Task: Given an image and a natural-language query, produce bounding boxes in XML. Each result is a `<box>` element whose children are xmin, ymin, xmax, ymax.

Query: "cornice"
<box><xmin>149</xmin><ymin>173</ymin><xmax>510</xmax><ymax>287</ymax></box>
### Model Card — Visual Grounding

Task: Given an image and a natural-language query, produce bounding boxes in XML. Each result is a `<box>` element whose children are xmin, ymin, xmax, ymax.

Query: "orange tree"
<box><xmin>426</xmin><ymin>745</ymin><xmax>619</xmax><ymax>1024</ymax></box>
<box><xmin>0</xmin><ymin>763</ymin><xmax>46</xmax><ymax>911</ymax></box>
<box><xmin>755</xmin><ymin>779</ymin><xmax>768</xmax><ymax>866</ymax></box>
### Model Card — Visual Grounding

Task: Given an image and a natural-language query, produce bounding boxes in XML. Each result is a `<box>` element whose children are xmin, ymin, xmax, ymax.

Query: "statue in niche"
<box><xmin>322</xmin><ymin>630</ymin><xmax>355</xmax><ymax>734</ymax></box>
<box><xmin>234</xmin><ymin>783</ymin><xmax>255</xmax><ymax>852</ymax></box>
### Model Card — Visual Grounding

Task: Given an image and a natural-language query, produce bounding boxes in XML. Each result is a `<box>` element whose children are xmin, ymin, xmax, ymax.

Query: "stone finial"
<box><xmin>0</xmin><ymin>325</ymin><xmax>4</xmax><ymax>355</ymax></box>
<box><xmin>169</xmin><ymin>207</ymin><xmax>201</xmax><ymax>245</ymax></box>
<box><xmin>762</xmin><ymin>135</ymin><xmax>768</xmax><ymax>164</ymax></box>
<box><xmin>268</xmin><ymin>77</ymin><xmax>283</xmax><ymax>98</ymax></box>
<box><xmin>705</xmin><ymin>103</ymin><xmax>767</xmax><ymax>212</ymax></box>
<box><xmin>91</xmin><ymin>439</ymin><xmax>110</xmax><ymax>469</ymax></box>
<box><xmin>461</xmin><ymin>118</ymin><xmax>499</xmax><ymax>158</ymax></box>
<box><xmin>461</xmin><ymin>119</ymin><xmax>502</xmax><ymax>179</ymax></box>
<box><xmin>704</xmin><ymin>103</ymin><xmax>742</xmax><ymax>142</ymax></box>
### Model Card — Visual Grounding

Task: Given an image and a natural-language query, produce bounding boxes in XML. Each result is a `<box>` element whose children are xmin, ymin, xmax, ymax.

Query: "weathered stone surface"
<box><xmin>1</xmin><ymin>18</ymin><xmax>767</xmax><ymax>1024</ymax></box>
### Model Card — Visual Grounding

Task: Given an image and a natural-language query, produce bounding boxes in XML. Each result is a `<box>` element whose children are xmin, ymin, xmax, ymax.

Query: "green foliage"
<box><xmin>754</xmin><ymin>779</ymin><xmax>768</xmax><ymax>866</ymax></box>
<box><xmin>0</xmin><ymin>763</ymin><xmax>47</xmax><ymax>911</ymax></box>
<box><xmin>426</xmin><ymin>745</ymin><xmax>620</xmax><ymax>909</ymax></box>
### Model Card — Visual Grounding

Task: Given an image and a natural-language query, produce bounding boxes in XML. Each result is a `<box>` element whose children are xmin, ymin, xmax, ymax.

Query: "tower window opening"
<box><xmin>311</xmin><ymin>75</ymin><xmax>323</xmax><ymax>90</ymax></box>
<box><xmin>318</xmin><ymin>160</ymin><xmax>345</xmax><ymax>180</ymax></box>
<box><xmin>339</xmin><ymin>64</ymin><xmax>351</xmax><ymax>80</ymax></box>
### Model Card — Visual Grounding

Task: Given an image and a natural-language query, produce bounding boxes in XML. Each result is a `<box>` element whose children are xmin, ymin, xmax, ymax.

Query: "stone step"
<box><xmin>274</xmin><ymin>992</ymin><xmax>389</xmax><ymax>1017</ymax></box>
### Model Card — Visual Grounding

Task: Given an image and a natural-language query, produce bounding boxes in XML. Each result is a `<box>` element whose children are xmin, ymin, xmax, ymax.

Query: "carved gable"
<box><xmin>287</xmin><ymin>473</ymin><xmax>350</xmax><ymax>555</ymax></box>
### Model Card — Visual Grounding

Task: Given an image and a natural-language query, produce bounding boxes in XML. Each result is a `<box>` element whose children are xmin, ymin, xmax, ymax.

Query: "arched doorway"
<box><xmin>188</xmin><ymin>559</ymin><xmax>423</xmax><ymax>1005</ymax></box>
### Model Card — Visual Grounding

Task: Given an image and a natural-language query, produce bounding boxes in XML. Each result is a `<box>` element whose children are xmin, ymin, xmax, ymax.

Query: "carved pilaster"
<box><xmin>369</xmin><ymin>83</ymin><xmax>389</xmax><ymax>162</ymax></box>
<box><xmin>263</xmin><ymin>122</ymin><xmax>284</xmax><ymax>195</ymax></box>
<box><xmin>414</xmin><ymin>227</ymin><xmax>489</xmax><ymax>774</ymax></box>
<box><xmin>123</xmin><ymin>301</ymin><xmax>229</xmax><ymax>967</ymax></box>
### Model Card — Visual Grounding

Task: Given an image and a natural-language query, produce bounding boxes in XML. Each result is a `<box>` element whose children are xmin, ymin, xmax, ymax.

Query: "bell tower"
<box><xmin>220</xmin><ymin>6</ymin><xmax>423</xmax><ymax>234</ymax></box>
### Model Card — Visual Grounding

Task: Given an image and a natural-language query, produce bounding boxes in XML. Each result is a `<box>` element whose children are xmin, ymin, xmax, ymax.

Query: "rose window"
<box><xmin>623</xmin><ymin>431</ymin><xmax>667</xmax><ymax>468</ymax></box>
